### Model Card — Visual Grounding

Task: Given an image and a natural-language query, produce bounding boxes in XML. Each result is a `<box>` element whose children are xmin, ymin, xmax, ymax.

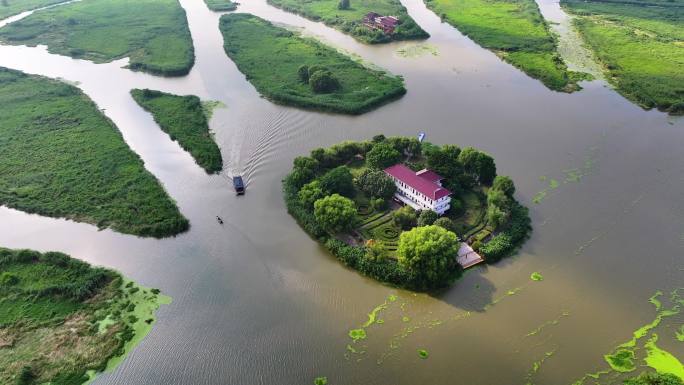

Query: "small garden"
<box><xmin>283</xmin><ymin>135</ymin><xmax>531</xmax><ymax>291</ymax></box>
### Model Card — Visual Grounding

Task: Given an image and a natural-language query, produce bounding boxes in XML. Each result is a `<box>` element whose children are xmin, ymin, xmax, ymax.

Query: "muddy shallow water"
<box><xmin>1</xmin><ymin>0</ymin><xmax>683</xmax><ymax>384</ymax></box>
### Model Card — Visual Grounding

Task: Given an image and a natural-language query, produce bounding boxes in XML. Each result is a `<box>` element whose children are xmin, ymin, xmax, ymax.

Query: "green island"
<box><xmin>0</xmin><ymin>0</ymin><xmax>67</xmax><ymax>19</ymax></box>
<box><xmin>0</xmin><ymin>67</ymin><xmax>188</xmax><ymax>237</ymax></box>
<box><xmin>219</xmin><ymin>13</ymin><xmax>406</xmax><ymax>114</ymax></box>
<box><xmin>0</xmin><ymin>0</ymin><xmax>195</xmax><ymax>76</ymax></box>
<box><xmin>424</xmin><ymin>0</ymin><xmax>587</xmax><ymax>92</ymax></box>
<box><xmin>204</xmin><ymin>0</ymin><xmax>237</xmax><ymax>11</ymax></box>
<box><xmin>265</xmin><ymin>0</ymin><xmax>429</xmax><ymax>44</ymax></box>
<box><xmin>562</xmin><ymin>0</ymin><xmax>684</xmax><ymax>115</ymax></box>
<box><xmin>131</xmin><ymin>89</ymin><xmax>223</xmax><ymax>174</ymax></box>
<box><xmin>624</xmin><ymin>372</ymin><xmax>683</xmax><ymax>385</ymax></box>
<box><xmin>283</xmin><ymin>135</ymin><xmax>531</xmax><ymax>290</ymax></box>
<box><xmin>0</xmin><ymin>247</ymin><xmax>170</xmax><ymax>385</ymax></box>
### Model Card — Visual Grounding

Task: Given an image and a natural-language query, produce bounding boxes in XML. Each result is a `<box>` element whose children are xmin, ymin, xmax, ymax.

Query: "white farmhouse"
<box><xmin>384</xmin><ymin>164</ymin><xmax>452</xmax><ymax>215</ymax></box>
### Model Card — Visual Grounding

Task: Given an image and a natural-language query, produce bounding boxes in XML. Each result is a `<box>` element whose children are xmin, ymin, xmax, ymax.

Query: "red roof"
<box><xmin>384</xmin><ymin>164</ymin><xmax>451</xmax><ymax>201</ymax></box>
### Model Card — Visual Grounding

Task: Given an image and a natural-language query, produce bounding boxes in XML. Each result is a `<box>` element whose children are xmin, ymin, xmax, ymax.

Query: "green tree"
<box><xmin>293</xmin><ymin>156</ymin><xmax>319</xmax><ymax>174</ymax></box>
<box><xmin>298</xmin><ymin>65</ymin><xmax>310</xmax><ymax>83</ymax></box>
<box><xmin>492</xmin><ymin>175</ymin><xmax>515</xmax><ymax>197</ymax></box>
<box><xmin>624</xmin><ymin>372</ymin><xmax>683</xmax><ymax>385</ymax></box>
<box><xmin>298</xmin><ymin>180</ymin><xmax>326</xmax><ymax>208</ymax></box>
<box><xmin>392</xmin><ymin>205</ymin><xmax>417</xmax><ymax>230</ymax></box>
<box><xmin>356</xmin><ymin>169</ymin><xmax>396</xmax><ymax>199</ymax></box>
<box><xmin>366</xmin><ymin>142</ymin><xmax>402</xmax><ymax>170</ymax></box>
<box><xmin>314</xmin><ymin>194</ymin><xmax>357</xmax><ymax>232</ymax></box>
<box><xmin>458</xmin><ymin>147</ymin><xmax>496</xmax><ymax>185</ymax></box>
<box><xmin>387</xmin><ymin>136</ymin><xmax>421</xmax><ymax>158</ymax></box>
<box><xmin>397</xmin><ymin>225</ymin><xmax>460</xmax><ymax>288</ymax></box>
<box><xmin>417</xmin><ymin>210</ymin><xmax>439</xmax><ymax>227</ymax></box>
<box><xmin>338</xmin><ymin>0</ymin><xmax>350</xmax><ymax>9</ymax></box>
<box><xmin>320</xmin><ymin>166</ymin><xmax>355</xmax><ymax>197</ymax></box>
<box><xmin>364</xmin><ymin>239</ymin><xmax>386</xmax><ymax>261</ymax></box>
<box><xmin>309</xmin><ymin>70</ymin><xmax>340</xmax><ymax>93</ymax></box>
<box><xmin>433</xmin><ymin>217</ymin><xmax>457</xmax><ymax>233</ymax></box>
<box><xmin>288</xmin><ymin>167</ymin><xmax>315</xmax><ymax>189</ymax></box>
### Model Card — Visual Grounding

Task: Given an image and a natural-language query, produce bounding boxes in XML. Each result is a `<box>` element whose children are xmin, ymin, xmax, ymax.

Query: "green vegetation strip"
<box><xmin>0</xmin><ymin>248</ymin><xmax>170</xmax><ymax>385</ymax></box>
<box><xmin>0</xmin><ymin>67</ymin><xmax>188</xmax><ymax>237</ymax></box>
<box><xmin>0</xmin><ymin>0</ymin><xmax>195</xmax><ymax>76</ymax></box>
<box><xmin>0</xmin><ymin>0</ymin><xmax>66</xmax><ymax>19</ymax></box>
<box><xmin>219</xmin><ymin>14</ymin><xmax>406</xmax><ymax>114</ymax></box>
<box><xmin>266</xmin><ymin>0</ymin><xmax>428</xmax><ymax>44</ymax></box>
<box><xmin>562</xmin><ymin>0</ymin><xmax>684</xmax><ymax>114</ymax></box>
<box><xmin>204</xmin><ymin>0</ymin><xmax>237</xmax><ymax>11</ymax></box>
<box><xmin>424</xmin><ymin>0</ymin><xmax>586</xmax><ymax>91</ymax></box>
<box><xmin>131</xmin><ymin>89</ymin><xmax>223</xmax><ymax>174</ymax></box>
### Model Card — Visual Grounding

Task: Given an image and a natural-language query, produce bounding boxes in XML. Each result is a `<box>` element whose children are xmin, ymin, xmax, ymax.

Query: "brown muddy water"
<box><xmin>0</xmin><ymin>0</ymin><xmax>683</xmax><ymax>384</ymax></box>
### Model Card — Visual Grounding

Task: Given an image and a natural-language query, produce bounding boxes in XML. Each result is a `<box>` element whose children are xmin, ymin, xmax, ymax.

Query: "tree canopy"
<box><xmin>366</xmin><ymin>142</ymin><xmax>402</xmax><ymax>170</ymax></box>
<box><xmin>458</xmin><ymin>147</ymin><xmax>497</xmax><ymax>185</ymax></box>
<box><xmin>417</xmin><ymin>210</ymin><xmax>439</xmax><ymax>227</ymax></box>
<box><xmin>319</xmin><ymin>166</ymin><xmax>355</xmax><ymax>197</ymax></box>
<box><xmin>356</xmin><ymin>169</ymin><xmax>396</xmax><ymax>199</ymax></box>
<box><xmin>393</xmin><ymin>205</ymin><xmax>417</xmax><ymax>230</ymax></box>
<box><xmin>397</xmin><ymin>225</ymin><xmax>460</xmax><ymax>288</ymax></box>
<box><xmin>314</xmin><ymin>194</ymin><xmax>357</xmax><ymax>232</ymax></box>
<box><xmin>298</xmin><ymin>180</ymin><xmax>326</xmax><ymax>208</ymax></box>
<box><xmin>624</xmin><ymin>372</ymin><xmax>683</xmax><ymax>385</ymax></box>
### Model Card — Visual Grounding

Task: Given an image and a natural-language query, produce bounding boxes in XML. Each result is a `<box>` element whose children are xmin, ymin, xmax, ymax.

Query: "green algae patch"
<box><xmin>650</xmin><ymin>291</ymin><xmax>664</xmax><ymax>312</ymax></box>
<box><xmin>526</xmin><ymin>311</ymin><xmax>569</xmax><ymax>337</ymax></box>
<box><xmin>549</xmin><ymin>179</ymin><xmax>560</xmax><ymax>189</ymax></box>
<box><xmin>402</xmin><ymin>316</ymin><xmax>410</xmax><ymax>323</ymax></box>
<box><xmin>605</xmin><ymin>349</ymin><xmax>637</xmax><ymax>373</ymax></box>
<box><xmin>530</xmin><ymin>272</ymin><xmax>544</xmax><ymax>281</ymax></box>
<box><xmin>396</xmin><ymin>43</ymin><xmax>439</xmax><ymax>58</ymax></box>
<box><xmin>201</xmin><ymin>100</ymin><xmax>226</xmax><ymax>120</ymax></box>
<box><xmin>349</xmin><ymin>328</ymin><xmax>367</xmax><ymax>341</ymax></box>
<box><xmin>314</xmin><ymin>376</ymin><xmax>328</xmax><ymax>385</ymax></box>
<box><xmin>418</xmin><ymin>349</ymin><xmax>429</xmax><ymax>359</ymax></box>
<box><xmin>675</xmin><ymin>326</ymin><xmax>684</xmax><ymax>342</ymax></box>
<box><xmin>533</xmin><ymin>190</ymin><xmax>548</xmax><ymax>204</ymax></box>
<box><xmin>644</xmin><ymin>334</ymin><xmax>684</xmax><ymax>379</ymax></box>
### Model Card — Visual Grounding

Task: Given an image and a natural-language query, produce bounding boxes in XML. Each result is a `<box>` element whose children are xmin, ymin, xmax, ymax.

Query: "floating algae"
<box><xmin>531</xmin><ymin>272</ymin><xmax>544</xmax><ymax>281</ymax></box>
<box><xmin>605</xmin><ymin>349</ymin><xmax>637</xmax><ymax>372</ymax></box>
<box><xmin>402</xmin><ymin>316</ymin><xmax>410</xmax><ymax>323</ymax></box>
<box><xmin>644</xmin><ymin>334</ymin><xmax>684</xmax><ymax>379</ymax></box>
<box><xmin>675</xmin><ymin>326</ymin><xmax>684</xmax><ymax>342</ymax></box>
<box><xmin>533</xmin><ymin>190</ymin><xmax>548</xmax><ymax>204</ymax></box>
<box><xmin>349</xmin><ymin>329</ymin><xmax>367</xmax><ymax>341</ymax></box>
<box><xmin>396</xmin><ymin>43</ymin><xmax>439</xmax><ymax>58</ymax></box>
<box><xmin>525</xmin><ymin>311</ymin><xmax>569</xmax><ymax>337</ymax></box>
<box><xmin>549</xmin><ymin>179</ymin><xmax>560</xmax><ymax>189</ymax></box>
<box><xmin>418</xmin><ymin>349</ymin><xmax>429</xmax><ymax>359</ymax></box>
<box><xmin>201</xmin><ymin>100</ymin><xmax>226</xmax><ymax>120</ymax></box>
<box><xmin>314</xmin><ymin>376</ymin><xmax>328</xmax><ymax>385</ymax></box>
<box><xmin>525</xmin><ymin>349</ymin><xmax>557</xmax><ymax>385</ymax></box>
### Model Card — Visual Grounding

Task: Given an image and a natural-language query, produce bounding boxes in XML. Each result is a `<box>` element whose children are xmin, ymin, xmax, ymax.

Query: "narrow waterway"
<box><xmin>1</xmin><ymin>0</ymin><xmax>683</xmax><ymax>384</ymax></box>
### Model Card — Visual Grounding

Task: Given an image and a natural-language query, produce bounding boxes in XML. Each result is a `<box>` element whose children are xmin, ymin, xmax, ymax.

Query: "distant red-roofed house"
<box><xmin>362</xmin><ymin>12</ymin><xmax>400</xmax><ymax>35</ymax></box>
<box><xmin>384</xmin><ymin>164</ymin><xmax>452</xmax><ymax>215</ymax></box>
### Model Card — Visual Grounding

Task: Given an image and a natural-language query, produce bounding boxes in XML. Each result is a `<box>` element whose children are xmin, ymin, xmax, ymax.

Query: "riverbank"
<box><xmin>0</xmin><ymin>0</ymin><xmax>195</xmax><ymax>76</ymax></box>
<box><xmin>0</xmin><ymin>67</ymin><xmax>189</xmax><ymax>237</ymax></box>
<box><xmin>131</xmin><ymin>89</ymin><xmax>223</xmax><ymax>174</ymax></box>
<box><xmin>265</xmin><ymin>0</ymin><xmax>429</xmax><ymax>44</ymax></box>
<box><xmin>219</xmin><ymin>14</ymin><xmax>406</xmax><ymax>114</ymax></box>
<box><xmin>0</xmin><ymin>248</ymin><xmax>170</xmax><ymax>385</ymax></box>
<box><xmin>0</xmin><ymin>0</ymin><xmax>66</xmax><ymax>19</ymax></box>
<box><xmin>562</xmin><ymin>0</ymin><xmax>684</xmax><ymax>114</ymax></box>
<box><xmin>424</xmin><ymin>0</ymin><xmax>586</xmax><ymax>92</ymax></box>
<box><xmin>204</xmin><ymin>0</ymin><xmax>237</xmax><ymax>11</ymax></box>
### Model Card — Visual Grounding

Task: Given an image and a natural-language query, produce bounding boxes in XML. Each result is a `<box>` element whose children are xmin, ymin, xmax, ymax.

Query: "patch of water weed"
<box><xmin>526</xmin><ymin>311</ymin><xmax>570</xmax><ymax>337</ymax></box>
<box><xmin>396</xmin><ymin>43</ymin><xmax>439</xmax><ymax>58</ymax></box>
<box><xmin>531</xmin><ymin>272</ymin><xmax>544</xmax><ymax>281</ymax></box>
<box><xmin>418</xmin><ymin>349</ymin><xmax>429</xmax><ymax>359</ymax></box>
<box><xmin>644</xmin><ymin>334</ymin><xmax>684</xmax><ymax>378</ymax></box>
<box><xmin>314</xmin><ymin>376</ymin><xmax>328</xmax><ymax>385</ymax></box>
<box><xmin>525</xmin><ymin>349</ymin><xmax>557</xmax><ymax>385</ymax></box>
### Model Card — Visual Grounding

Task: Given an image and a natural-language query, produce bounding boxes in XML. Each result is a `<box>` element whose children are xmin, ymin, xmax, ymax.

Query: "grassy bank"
<box><xmin>424</xmin><ymin>0</ymin><xmax>585</xmax><ymax>92</ymax></box>
<box><xmin>0</xmin><ymin>0</ymin><xmax>195</xmax><ymax>76</ymax></box>
<box><xmin>0</xmin><ymin>248</ymin><xmax>170</xmax><ymax>385</ymax></box>
<box><xmin>131</xmin><ymin>89</ymin><xmax>223</xmax><ymax>174</ymax></box>
<box><xmin>0</xmin><ymin>67</ymin><xmax>188</xmax><ymax>237</ymax></box>
<box><xmin>562</xmin><ymin>0</ymin><xmax>684</xmax><ymax>114</ymax></box>
<box><xmin>0</xmin><ymin>0</ymin><xmax>66</xmax><ymax>19</ymax></box>
<box><xmin>266</xmin><ymin>0</ymin><xmax>429</xmax><ymax>44</ymax></box>
<box><xmin>219</xmin><ymin>14</ymin><xmax>406</xmax><ymax>114</ymax></box>
<box><xmin>204</xmin><ymin>0</ymin><xmax>237</xmax><ymax>11</ymax></box>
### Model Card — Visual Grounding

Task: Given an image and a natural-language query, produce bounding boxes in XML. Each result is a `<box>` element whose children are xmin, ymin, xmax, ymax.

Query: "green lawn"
<box><xmin>219</xmin><ymin>13</ymin><xmax>406</xmax><ymax>114</ymax></box>
<box><xmin>266</xmin><ymin>0</ymin><xmax>429</xmax><ymax>43</ymax></box>
<box><xmin>0</xmin><ymin>0</ymin><xmax>66</xmax><ymax>19</ymax></box>
<box><xmin>0</xmin><ymin>248</ymin><xmax>168</xmax><ymax>385</ymax></box>
<box><xmin>0</xmin><ymin>0</ymin><xmax>195</xmax><ymax>76</ymax></box>
<box><xmin>131</xmin><ymin>89</ymin><xmax>223</xmax><ymax>174</ymax></box>
<box><xmin>562</xmin><ymin>0</ymin><xmax>684</xmax><ymax>114</ymax></box>
<box><xmin>424</xmin><ymin>0</ymin><xmax>584</xmax><ymax>91</ymax></box>
<box><xmin>204</xmin><ymin>0</ymin><xmax>237</xmax><ymax>11</ymax></box>
<box><xmin>0</xmin><ymin>67</ymin><xmax>188</xmax><ymax>237</ymax></box>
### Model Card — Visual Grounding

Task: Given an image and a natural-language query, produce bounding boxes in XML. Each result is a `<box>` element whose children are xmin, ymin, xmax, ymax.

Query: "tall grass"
<box><xmin>0</xmin><ymin>67</ymin><xmax>189</xmax><ymax>237</ymax></box>
<box><xmin>0</xmin><ymin>0</ymin><xmax>195</xmax><ymax>76</ymax></box>
<box><xmin>219</xmin><ymin>14</ymin><xmax>406</xmax><ymax>114</ymax></box>
<box><xmin>0</xmin><ymin>0</ymin><xmax>66</xmax><ymax>19</ymax></box>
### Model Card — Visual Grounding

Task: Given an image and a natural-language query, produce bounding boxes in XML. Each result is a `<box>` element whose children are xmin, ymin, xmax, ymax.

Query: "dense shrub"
<box><xmin>309</xmin><ymin>69</ymin><xmax>341</xmax><ymax>93</ymax></box>
<box><xmin>314</xmin><ymin>194</ymin><xmax>357</xmax><ymax>232</ymax></box>
<box><xmin>479</xmin><ymin>202</ymin><xmax>531</xmax><ymax>262</ymax></box>
<box><xmin>417</xmin><ymin>210</ymin><xmax>439</xmax><ymax>227</ymax></box>
<box><xmin>366</xmin><ymin>142</ymin><xmax>402</xmax><ymax>170</ymax></box>
<box><xmin>319</xmin><ymin>166</ymin><xmax>355</xmax><ymax>197</ymax></box>
<box><xmin>393</xmin><ymin>205</ymin><xmax>417</xmax><ymax>230</ymax></box>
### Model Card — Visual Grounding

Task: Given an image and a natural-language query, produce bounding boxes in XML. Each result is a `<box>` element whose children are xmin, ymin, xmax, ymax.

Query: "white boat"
<box><xmin>417</xmin><ymin>132</ymin><xmax>426</xmax><ymax>142</ymax></box>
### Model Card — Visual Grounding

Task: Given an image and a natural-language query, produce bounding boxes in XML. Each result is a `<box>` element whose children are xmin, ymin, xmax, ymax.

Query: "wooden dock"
<box><xmin>457</xmin><ymin>242</ymin><xmax>484</xmax><ymax>269</ymax></box>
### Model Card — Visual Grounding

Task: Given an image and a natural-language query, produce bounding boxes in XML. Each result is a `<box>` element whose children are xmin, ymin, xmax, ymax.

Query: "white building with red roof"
<box><xmin>384</xmin><ymin>164</ymin><xmax>452</xmax><ymax>215</ymax></box>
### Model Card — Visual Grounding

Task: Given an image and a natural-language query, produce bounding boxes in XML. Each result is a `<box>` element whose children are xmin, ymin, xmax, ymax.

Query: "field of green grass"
<box><xmin>562</xmin><ymin>0</ymin><xmax>684</xmax><ymax>114</ymax></box>
<box><xmin>131</xmin><ymin>89</ymin><xmax>223</xmax><ymax>174</ymax></box>
<box><xmin>0</xmin><ymin>67</ymin><xmax>188</xmax><ymax>237</ymax></box>
<box><xmin>0</xmin><ymin>0</ymin><xmax>66</xmax><ymax>19</ymax></box>
<box><xmin>219</xmin><ymin>13</ymin><xmax>406</xmax><ymax>114</ymax></box>
<box><xmin>204</xmin><ymin>0</ymin><xmax>237</xmax><ymax>11</ymax></box>
<box><xmin>266</xmin><ymin>0</ymin><xmax>428</xmax><ymax>43</ymax></box>
<box><xmin>0</xmin><ymin>0</ymin><xmax>195</xmax><ymax>76</ymax></box>
<box><xmin>0</xmin><ymin>248</ymin><xmax>168</xmax><ymax>385</ymax></box>
<box><xmin>424</xmin><ymin>0</ymin><xmax>585</xmax><ymax>91</ymax></box>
